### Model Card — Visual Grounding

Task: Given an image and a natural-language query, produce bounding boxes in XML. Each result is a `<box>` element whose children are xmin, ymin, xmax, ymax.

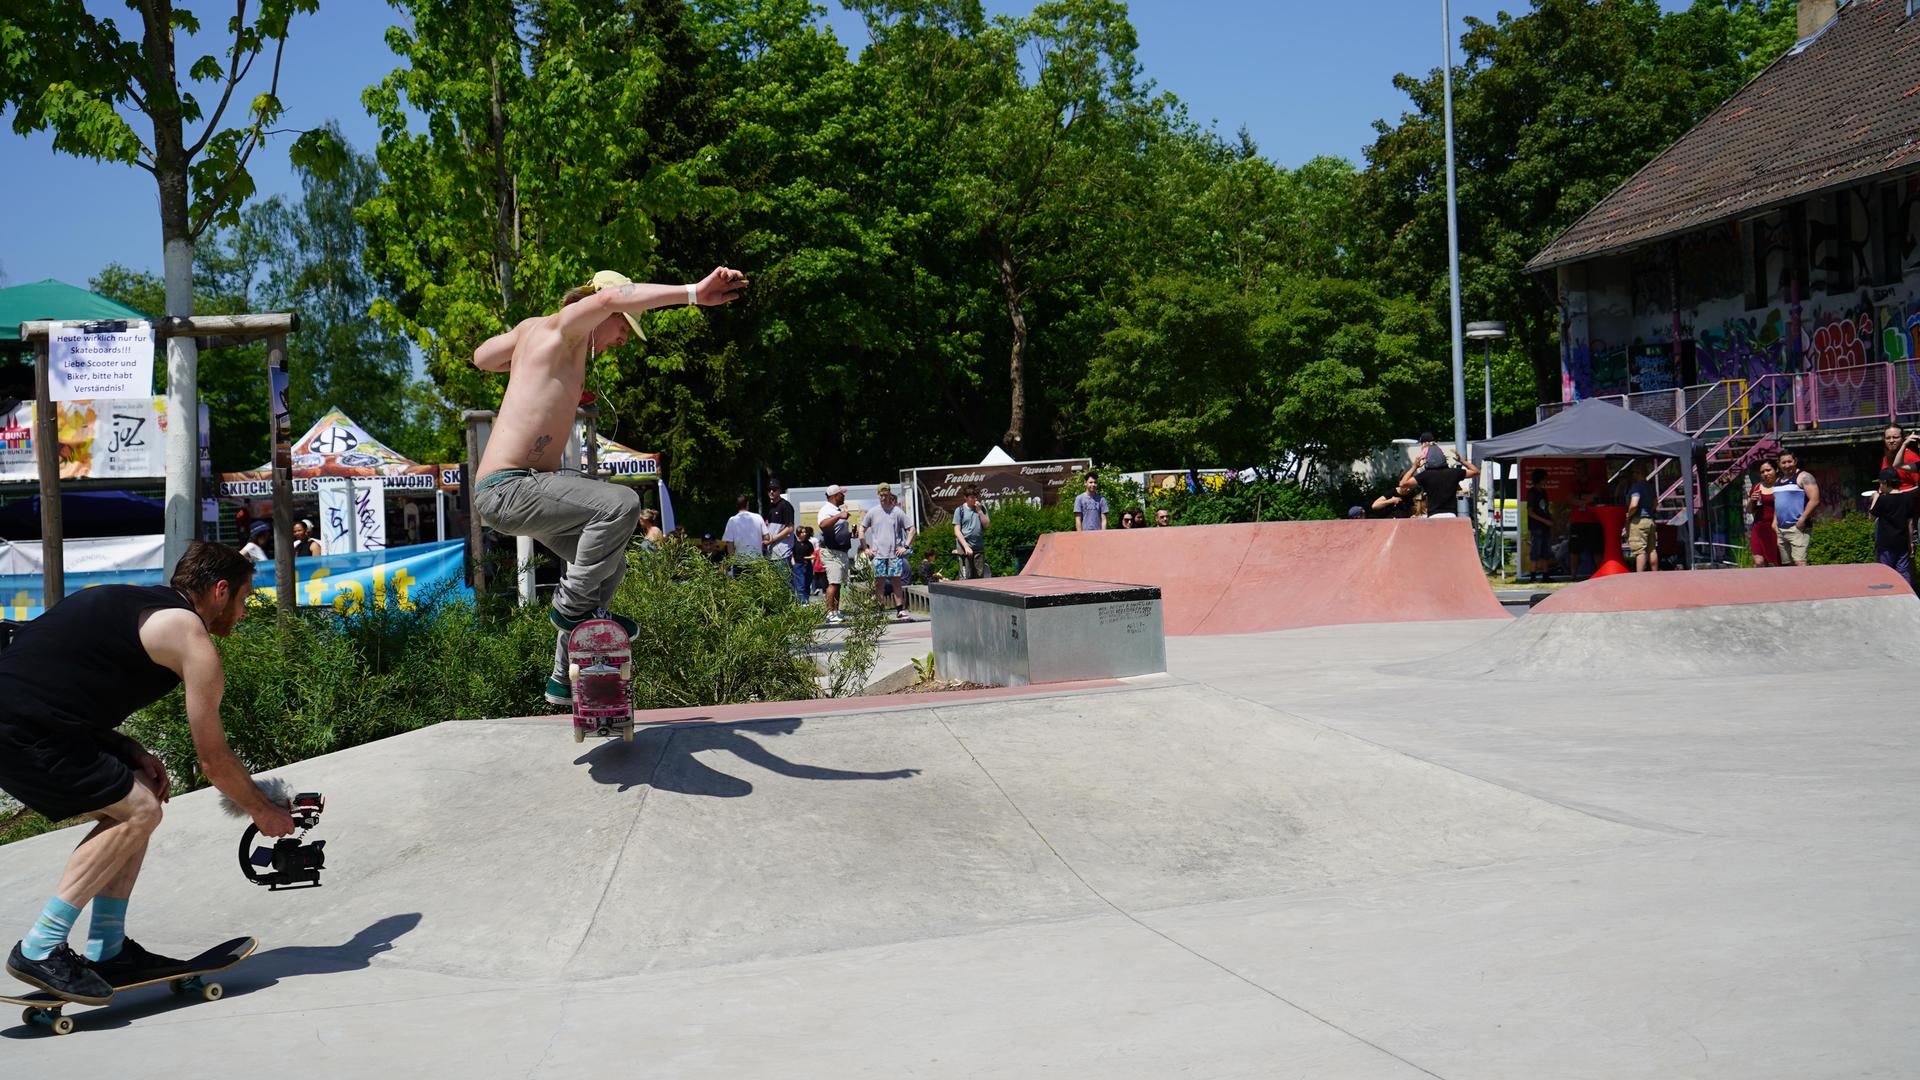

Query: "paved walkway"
<box><xmin>0</xmin><ymin>610</ymin><xmax>1913</xmax><ymax>1076</ymax></box>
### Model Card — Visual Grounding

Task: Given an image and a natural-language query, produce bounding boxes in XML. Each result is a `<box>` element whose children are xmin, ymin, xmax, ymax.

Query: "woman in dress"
<box><xmin>1748</xmin><ymin>460</ymin><xmax>1781</xmax><ymax>567</ymax></box>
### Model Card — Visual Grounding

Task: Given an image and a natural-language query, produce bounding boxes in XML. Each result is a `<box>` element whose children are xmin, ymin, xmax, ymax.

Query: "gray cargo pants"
<box><xmin>474</xmin><ymin>470</ymin><xmax>642</xmax><ymax>683</ymax></box>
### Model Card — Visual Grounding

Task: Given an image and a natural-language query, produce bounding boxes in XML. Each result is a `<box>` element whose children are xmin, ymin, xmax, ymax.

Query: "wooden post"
<box><xmin>267</xmin><ymin>334</ymin><xmax>296</xmax><ymax>615</ymax></box>
<box><xmin>32</xmin><ymin>336</ymin><xmax>63</xmax><ymax>610</ymax></box>
<box><xmin>582</xmin><ymin>405</ymin><xmax>600</xmax><ymax>479</ymax></box>
<box><xmin>463</xmin><ymin>411</ymin><xmax>491</xmax><ymax>598</ymax></box>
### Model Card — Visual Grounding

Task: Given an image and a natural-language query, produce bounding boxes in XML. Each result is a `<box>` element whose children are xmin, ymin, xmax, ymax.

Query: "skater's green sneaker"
<box><xmin>544</xmin><ymin>676</ymin><xmax>572</xmax><ymax>708</ymax></box>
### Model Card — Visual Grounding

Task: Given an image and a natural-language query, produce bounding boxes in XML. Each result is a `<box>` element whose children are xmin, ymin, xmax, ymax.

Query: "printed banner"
<box><xmin>0</xmin><ymin>540</ymin><xmax>469</xmax><ymax>620</ymax></box>
<box><xmin>319</xmin><ymin>477</ymin><xmax>387</xmax><ymax>552</ymax></box>
<box><xmin>0</xmin><ymin>398</ymin><xmax>207</xmax><ymax>481</ymax></box>
<box><xmin>218</xmin><ymin>407</ymin><xmax>450</xmax><ymax>496</ymax></box>
<box><xmin>49</xmin><ymin>322</ymin><xmax>155</xmax><ymax>401</ymax></box>
<box><xmin>906</xmin><ymin>458</ymin><xmax>1091</xmax><ymax>517</ymax></box>
<box><xmin>0</xmin><ymin>534</ymin><xmax>163</xmax><ymax>576</ymax></box>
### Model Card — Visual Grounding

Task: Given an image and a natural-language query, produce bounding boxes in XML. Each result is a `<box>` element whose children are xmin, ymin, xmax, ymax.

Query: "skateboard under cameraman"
<box><xmin>2</xmin><ymin>936</ymin><xmax>256</xmax><ymax>1036</ymax></box>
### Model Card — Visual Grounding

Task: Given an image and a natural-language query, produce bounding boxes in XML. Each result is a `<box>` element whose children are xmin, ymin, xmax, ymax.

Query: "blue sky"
<box><xmin>0</xmin><ymin>0</ymin><xmax>1682</xmax><ymax>288</ymax></box>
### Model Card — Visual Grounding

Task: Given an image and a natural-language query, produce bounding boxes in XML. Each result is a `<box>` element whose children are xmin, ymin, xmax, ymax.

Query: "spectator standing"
<box><xmin>1118</xmin><ymin>509</ymin><xmax>1139</xmax><ymax>529</ymax></box>
<box><xmin>953</xmin><ymin>485</ymin><xmax>990</xmax><ymax>579</ymax></box>
<box><xmin>290</xmin><ymin>519</ymin><xmax>323</xmax><ymax>558</ymax></box>
<box><xmin>1623</xmin><ymin>463</ymin><xmax>1658</xmax><ymax>572</ymax></box>
<box><xmin>239</xmin><ymin>521</ymin><xmax>271</xmax><ymax>562</ymax></box>
<box><xmin>1869</xmin><ymin>467</ymin><xmax>1918</xmax><ymax>592</ymax></box>
<box><xmin>1073</xmin><ymin>476</ymin><xmax>1108</xmax><ymax>531</ymax></box>
<box><xmin>859</xmin><ymin>483</ymin><xmax>914</xmax><ymax>621</ymax></box>
<box><xmin>1403</xmin><ymin>442</ymin><xmax>1478</xmax><ymax>519</ymax></box>
<box><xmin>1153</xmin><ymin>508</ymin><xmax>1171</xmax><ymax>527</ymax></box>
<box><xmin>636</xmin><ymin>508</ymin><xmax>664</xmax><ymax>551</ymax></box>
<box><xmin>1772</xmin><ymin>451</ymin><xmax>1820</xmax><ymax>567</ymax></box>
<box><xmin>792</xmin><ymin>526</ymin><xmax>817</xmax><ymax>600</ymax></box>
<box><xmin>763</xmin><ymin>478</ymin><xmax>799</xmax><ymax>600</ymax></box>
<box><xmin>816</xmin><ymin>485</ymin><xmax>855</xmax><ymax>624</ymax></box>
<box><xmin>721</xmin><ymin>494</ymin><xmax>766</xmax><ymax>563</ymax></box>
<box><xmin>1345</xmin><ymin>505</ymin><xmax>1366</xmax><ymax>519</ymax></box>
<box><xmin>1880</xmin><ymin>426</ymin><xmax>1920</xmax><ymax>490</ymax></box>
<box><xmin>1524</xmin><ymin>469</ymin><xmax>1554</xmax><ymax>582</ymax></box>
<box><xmin>1747</xmin><ymin>462</ymin><xmax>1781</xmax><ymax>567</ymax></box>
<box><xmin>1372</xmin><ymin>481</ymin><xmax>1420</xmax><ymax>518</ymax></box>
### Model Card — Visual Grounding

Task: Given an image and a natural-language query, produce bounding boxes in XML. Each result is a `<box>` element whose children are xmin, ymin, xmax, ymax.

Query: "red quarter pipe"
<box><xmin>1022</xmin><ymin>518</ymin><xmax>1507</xmax><ymax>635</ymax></box>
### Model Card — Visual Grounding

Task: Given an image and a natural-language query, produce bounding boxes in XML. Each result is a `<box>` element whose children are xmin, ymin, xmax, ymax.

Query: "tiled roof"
<box><xmin>1527</xmin><ymin>0</ymin><xmax>1920</xmax><ymax>272</ymax></box>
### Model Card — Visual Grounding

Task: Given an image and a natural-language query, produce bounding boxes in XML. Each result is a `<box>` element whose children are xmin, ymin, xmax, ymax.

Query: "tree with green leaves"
<box><xmin>1355</xmin><ymin>0</ymin><xmax>1798</xmax><ymax>424</ymax></box>
<box><xmin>1</xmin><ymin>0</ymin><xmax>320</xmax><ymax>569</ymax></box>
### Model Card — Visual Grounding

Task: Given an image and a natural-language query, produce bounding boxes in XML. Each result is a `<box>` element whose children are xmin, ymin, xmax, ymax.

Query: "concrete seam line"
<box><xmin>1185</xmin><ymin>526</ymin><xmax>1258</xmax><ymax>636</ymax></box>
<box><xmin>1207</xmin><ymin>685</ymin><xmax>1701</xmax><ymax>840</ymax></box>
<box><xmin>927</xmin><ymin>708</ymin><xmax>1449</xmax><ymax>1080</ymax></box>
<box><xmin>563</xmin><ymin>728</ymin><xmax>675</xmax><ymax>974</ymax></box>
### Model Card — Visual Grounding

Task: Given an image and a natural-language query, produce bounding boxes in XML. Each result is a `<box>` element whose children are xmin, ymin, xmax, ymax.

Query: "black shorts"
<box><xmin>0</xmin><ymin>720</ymin><xmax>135</xmax><ymax>821</ymax></box>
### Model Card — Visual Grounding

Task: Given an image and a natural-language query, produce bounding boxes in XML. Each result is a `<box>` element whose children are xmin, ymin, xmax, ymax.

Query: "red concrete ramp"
<box><xmin>1022</xmin><ymin>519</ymin><xmax>1506</xmax><ymax>635</ymax></box>
<box><xmin>1533</xmin><ymin>563</ymin><xmax>1913</xmax><ymax>613</ymax></box>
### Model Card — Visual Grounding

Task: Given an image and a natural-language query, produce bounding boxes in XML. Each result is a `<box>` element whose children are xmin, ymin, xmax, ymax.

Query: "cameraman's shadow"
<box><xmin>576</xmin><ymin>718</ymin><xmax>919</xmax><ymax>798</ymax></box>
<box><xmin>2</xmin><ymin>913</ymin><xmax>423</xmax><ymax>1036</ymax></box>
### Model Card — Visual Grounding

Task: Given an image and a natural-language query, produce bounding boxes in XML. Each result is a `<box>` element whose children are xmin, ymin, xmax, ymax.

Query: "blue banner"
<box><xmin>0</xmin><ymin>540</ymin><xmax>471</xmax><ymax>620</ymax></box>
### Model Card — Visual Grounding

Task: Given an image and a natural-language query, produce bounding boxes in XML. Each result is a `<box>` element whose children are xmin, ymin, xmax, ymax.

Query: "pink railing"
<box><xmin>1543</xmin><ymin>363</ymin><xmax>1920</xmax><ymax>435</ymax></box>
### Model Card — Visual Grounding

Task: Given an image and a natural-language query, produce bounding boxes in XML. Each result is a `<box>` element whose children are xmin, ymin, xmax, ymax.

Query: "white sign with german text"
<box><xmin>48</xmin><ymin>322</ymin><xmax>155</xmax><ymax>402</ymax></box>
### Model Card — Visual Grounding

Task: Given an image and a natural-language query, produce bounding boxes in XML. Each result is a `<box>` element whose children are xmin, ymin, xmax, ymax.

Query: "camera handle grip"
<box><xmin>237</xmin><ymin>823</ymin><xmax>269</xmax><ymax>887</ymax></box>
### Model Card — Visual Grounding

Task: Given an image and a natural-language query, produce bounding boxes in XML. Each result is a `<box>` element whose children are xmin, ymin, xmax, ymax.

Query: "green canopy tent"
<box><xmin>0</xmin><ymin>279</ymin><xmax>151</xmax><ymax>346</ymax></box>
<box><xmin>0</xmin><ymin>280</ymin><xmax>152</xmax><ymax>397</ymax></box>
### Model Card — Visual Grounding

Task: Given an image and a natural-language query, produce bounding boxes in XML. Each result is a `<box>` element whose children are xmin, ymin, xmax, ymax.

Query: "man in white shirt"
<box><xmin>815</xmin><ymin>486</ymin><xmax>855</xmax><ymax>624</ymax></box>
<box><xmin>721</xmin><ymin>494</ymin><xmax>767</xmax><ymax>565</ymax></box>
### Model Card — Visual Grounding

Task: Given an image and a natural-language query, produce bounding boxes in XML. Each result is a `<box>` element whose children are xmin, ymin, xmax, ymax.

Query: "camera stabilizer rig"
<box><xmin>238</xmin><ymin>792</ymin><xmax>327</xmax><ymax>891</ymax></box>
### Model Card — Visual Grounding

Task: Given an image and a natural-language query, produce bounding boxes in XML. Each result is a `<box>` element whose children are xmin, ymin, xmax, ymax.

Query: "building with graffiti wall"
<box><xmin>1525</xmin><ymin>0</ymin><xmax>1920</xmax><ymax>548</ymax></box>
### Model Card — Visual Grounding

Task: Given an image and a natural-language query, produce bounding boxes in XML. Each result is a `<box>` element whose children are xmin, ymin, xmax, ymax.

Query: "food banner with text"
<box><xmin>218</xmin><ymin>407</ymin><xmax>452</xmax><ymax>497</ymax></box>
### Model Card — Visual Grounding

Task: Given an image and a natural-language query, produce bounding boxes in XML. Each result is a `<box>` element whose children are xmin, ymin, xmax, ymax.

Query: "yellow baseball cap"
<box><xmin>587</xmin><ymin>270</ymin><xmax>645</xmax><ymax>341</ymax></box>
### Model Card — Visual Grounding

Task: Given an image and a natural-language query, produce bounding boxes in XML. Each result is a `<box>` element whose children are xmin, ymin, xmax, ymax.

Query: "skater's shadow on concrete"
<box><xmin>2</xmin><ymin>913</ymin><xmax>422</xmax><ymax>1036</ymax></box>
<box><xmin>576</xmin><ymin>718</ymin><xmax>919</xmax><ymax>798</ymax></box>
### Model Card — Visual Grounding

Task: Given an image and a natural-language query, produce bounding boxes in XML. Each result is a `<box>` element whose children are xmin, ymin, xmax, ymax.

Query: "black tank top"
<box><xmin>0</xmin><ymin>584</ymin><xmax>199</xmax><ymax>734</ymax></box>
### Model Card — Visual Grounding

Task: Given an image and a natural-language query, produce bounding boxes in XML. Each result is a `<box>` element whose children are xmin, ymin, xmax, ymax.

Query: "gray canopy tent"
<box><xmin>1470</xmin><ymin>398</ymin><xmax>1706</xmax><ymax>570</ymax></box>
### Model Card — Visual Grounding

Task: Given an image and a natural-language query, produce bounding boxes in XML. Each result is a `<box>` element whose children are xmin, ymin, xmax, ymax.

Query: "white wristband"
<box><xmin>686</xmin><ymin>283</ymin><xmax>699</xmax><ymax>308</ymax></box>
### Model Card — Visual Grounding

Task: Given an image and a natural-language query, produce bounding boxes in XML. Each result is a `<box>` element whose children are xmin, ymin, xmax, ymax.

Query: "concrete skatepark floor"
<box><xmin>2</xmin><ymin>534</ymin><xmax>1915</xmax><ymax>1076</ymax></box>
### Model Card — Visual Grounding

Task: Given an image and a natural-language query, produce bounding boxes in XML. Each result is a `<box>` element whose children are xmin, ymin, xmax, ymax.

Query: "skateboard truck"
<box><xmin>238</xmin><ymin>792</ymin><xmax>327</xmax><ymax>891</ymax></box>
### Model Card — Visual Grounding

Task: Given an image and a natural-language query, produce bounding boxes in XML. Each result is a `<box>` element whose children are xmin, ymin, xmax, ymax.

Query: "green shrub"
<box><xmin>1149</xmin><ymin>476</ymin><xmax>1336</xmax><ymax>525</ymax></box>
<box><xmin>1807</xmin><ymin>511</ymin><xmax>1875</xmax><ymax>565</ymax></box>
<box><xmin>614</xmin><ymin>541</ymin><xmax>822</xmax><ymax>707</ymax></box>
<box><xmin>979</xmin><ymin>498</ymin><xmax>1075</xmax><ymax>575</ymax></box>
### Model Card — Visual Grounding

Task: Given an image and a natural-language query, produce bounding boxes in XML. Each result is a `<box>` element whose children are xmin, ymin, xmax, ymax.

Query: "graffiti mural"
<box><xmin>1697</xmin><ymin>310</ymin><xmax>1788</xmax><ymax>383</ymax></box>
<box><xmin>1807</xmin><ymin>307</ymin><xmax>1871</xmax><ymax>372</ymax></box>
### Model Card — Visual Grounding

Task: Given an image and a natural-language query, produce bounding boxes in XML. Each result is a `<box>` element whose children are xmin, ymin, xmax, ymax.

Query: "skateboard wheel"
<box><xmin>21</xmin><ymin>1006</ymin><xmax>36</xmax><ymax>1026</ymax></box>
<box><xmin>568</xmin><ymin>662</ymin><xmax>580</xmax><ymax>683</ymax></box>
<box><xmin>572</xmin><ymin>727</ymin><xmax>585</xmax><ymax>743</ymax></box>
<box><xmin>621</xmin><ymin>726</ymin><xmax>634</xmax><ymax>742</ymax></box>
<box><xmin>618</xmin><ymin>661</ymin><xmax>631</xmax><ymax>680</ymax></box>
<box><xmin>49</xmin><ymin>1014</ymin><xmax>74</xmax><ymax>1036</ymax></box>
<box><xmin>201</xmin><ymin>982</ymin><xmax>223</xmax><ymax>1002</ymax></box>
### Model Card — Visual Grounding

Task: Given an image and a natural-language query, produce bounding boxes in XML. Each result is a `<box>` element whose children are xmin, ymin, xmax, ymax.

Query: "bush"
<box><xmin>979</xmin><ymin>498</ymin><xmax>1075</xmax><ymax>576</ymax></box>
<box><xmin>614</xmin><ymin>540</ymin><xmax>822</xmax><ymax>707</ymax></box>
<box><xmin>1807</xmin><ymin>511</ymin><xmax>1875</xmax><ymax>565</ymax></box>
<box><xmin>1148</xmin><ymin>476</ymin><xmax>1337</xmax><ymax>526</ymax></box>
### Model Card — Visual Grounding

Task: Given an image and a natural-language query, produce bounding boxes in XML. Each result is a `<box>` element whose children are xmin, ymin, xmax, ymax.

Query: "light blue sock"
<box><xmin>85</xmin><ymin>897</ymin><xmax>129</xmax><ymax>962</ymax></box>
<box><xmin>21</xmin><ymin>897</ymin><xmax>81</xmax><ymax>961</ymax></box>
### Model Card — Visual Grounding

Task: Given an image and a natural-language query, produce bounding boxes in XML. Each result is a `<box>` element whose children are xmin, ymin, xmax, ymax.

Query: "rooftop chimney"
<box><xmin>1798</xmin><ymin>0</ymin><xmax>1839</xmax><ymax>40</ymax></box>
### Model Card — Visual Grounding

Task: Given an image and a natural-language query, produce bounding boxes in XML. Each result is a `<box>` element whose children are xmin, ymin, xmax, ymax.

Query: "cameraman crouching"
<box><xmin>0</xmin><ymin>541</ymin><xmax>294</xmax><ymax>1004</ymax></box>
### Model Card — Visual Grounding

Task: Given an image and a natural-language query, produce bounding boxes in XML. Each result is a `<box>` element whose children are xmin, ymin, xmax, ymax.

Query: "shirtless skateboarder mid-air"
<box><xmin>471</xmin><ymin>266</ymin><xmax>749</xmax><ymax>706</ymax></box>
<box><xmin>0</xmin><ymin>541</ymin><xmax>296</xmax><ymax>1005</ymax></box>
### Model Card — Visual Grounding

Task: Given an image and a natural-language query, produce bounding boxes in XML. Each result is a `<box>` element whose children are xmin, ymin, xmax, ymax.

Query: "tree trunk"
<box><xmin>489</xmin><ymin>52</ymin><xmax>518</xmax><ymax>311</ymax></box>
<box><xmin>997</xmin><ymin>248</ymin><xmax>1028</xmax><ymax>457</ymax></box>
<box><xmin>145</xmin><ymin>1</ymin><xmax>199</xmax><ymax>577</ymax></box>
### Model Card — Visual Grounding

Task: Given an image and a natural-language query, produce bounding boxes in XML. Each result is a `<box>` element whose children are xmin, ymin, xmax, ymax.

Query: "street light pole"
<box><xmin>1441</xmin><ymin>0</ymin><xmax>1468</xmax><ymax>508</ymax></box>
<box><xmin>1466</xmin><ymin>321</ymin><xmax>1508</xmax><ymax>440</ymax></box>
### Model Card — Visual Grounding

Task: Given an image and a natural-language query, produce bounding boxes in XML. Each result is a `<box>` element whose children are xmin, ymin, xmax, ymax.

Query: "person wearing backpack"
<box><xmin>816</xmin><ymin>486</ymin><xmax>856</xmax><ymax>624</ymax></box>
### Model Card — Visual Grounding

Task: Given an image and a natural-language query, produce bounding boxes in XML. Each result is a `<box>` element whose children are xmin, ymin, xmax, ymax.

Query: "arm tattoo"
<box><xmin>530</xmin><ymin>435</ymin><xmax>553</xmax><ymax>462</ymax></box>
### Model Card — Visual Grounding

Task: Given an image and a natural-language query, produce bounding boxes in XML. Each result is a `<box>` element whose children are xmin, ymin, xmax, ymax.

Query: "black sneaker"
<box><xmin>6</xmin><ymin>941</ymin><xmax>113</xmax><ymax>1005</ymax></box>
<box><xmin>90</xmin><ymin>938</ymin><xmax>189</xmax><ymax>987</ymax></box>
